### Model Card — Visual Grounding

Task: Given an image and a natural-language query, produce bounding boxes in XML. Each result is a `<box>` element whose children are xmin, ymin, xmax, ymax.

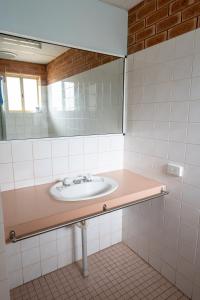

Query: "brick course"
<box><xmin>128</xmin><ymin>0</ymin><xmax>200</xmax><ymax>54</ymax></box>
<box><xmin>0</xmin><ymin>59</ymin><xmax>47</xmax><ymax>85</ymax></box>
<box><xmin>168</xmin><ymin>17</ymin><xmax>197</xmax><ymax>38</ymax></box>
<box><xmin>136</xmin><ymin>25</ymin><xmax>155</xmax><ymax>41</ymax></box>
<box><xmin>145</xmin><ymin>31</ymin><xmax>167</xmax><ymax>47</ymax></box>
<box><xmin>169</xmin><ymin>0</ymin><xmax>194</xmax><ymax>15</ymax></box>
<box><xmin>182</xmin><ymin>2</ymin><xmax>200</xmax><ymax>20</ymax></box>
<box><xmin>47</xmin><ymin>49</ymin><xmax>117</xmax><ymax>84</ymax></box>
<box><xmin>128</xmin><ymin>41</ymin><xmax>145</xmax><ymax>54</ymax></box>
<box><xmin>146</xmin><ymin>7</ymin><xmax>168</xmax><ymax>26</ymax></box>
<box><xmin>0</xmin><ymin>51</ymin><xmax>117</xmax><ymax>86</ymax></box>
<box><xmin>156</xmin><ymin>12</ymin><xmax>181</xmax><ymax>32</ymax></box>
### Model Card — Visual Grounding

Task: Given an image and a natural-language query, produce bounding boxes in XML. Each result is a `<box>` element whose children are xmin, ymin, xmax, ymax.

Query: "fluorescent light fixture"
<box><xmin>0</xmin><ymin>34</ymin><xmax>42</xmax><ymax>49</ymax></box>
<box><xmin>0</xmin><ymin>51</ymin><xmax>17</xmax><ymax>59</ymax></box>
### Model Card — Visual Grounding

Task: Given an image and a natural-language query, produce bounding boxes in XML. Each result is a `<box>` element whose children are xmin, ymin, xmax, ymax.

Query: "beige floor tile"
<box><xmin>10</xmin><ymin>243</ymin><xmax>189</xmax><ymax>300</ymax></box>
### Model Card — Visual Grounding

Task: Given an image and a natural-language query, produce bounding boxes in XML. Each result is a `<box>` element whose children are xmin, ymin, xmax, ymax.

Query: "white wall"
<box><xmin>123</xmin><ymin>29</ymin><xmax>200</xmax><ymax>300</ymax></box>
<box><xmin>0</xmin><ymin>0</ymin><xmax>127</xmax><ymax>57</ymax></box>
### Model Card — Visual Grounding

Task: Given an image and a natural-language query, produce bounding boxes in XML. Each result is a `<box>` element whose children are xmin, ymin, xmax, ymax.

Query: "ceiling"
<box><xmin>0</xmin><ymin>34</ymin><xmax>68</xmax><ymax>64</ymax></box>
<box><xmin>100</xmin><ymin>0</ymin><xmax>142</xmax><ymax>10</ymax></box>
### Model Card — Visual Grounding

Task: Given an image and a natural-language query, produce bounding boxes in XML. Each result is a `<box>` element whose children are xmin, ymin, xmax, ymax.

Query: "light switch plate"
<box><xmin>167</xmin><ymin>163</ymin><xmax>184</xmax><ymax>177</ymax></box>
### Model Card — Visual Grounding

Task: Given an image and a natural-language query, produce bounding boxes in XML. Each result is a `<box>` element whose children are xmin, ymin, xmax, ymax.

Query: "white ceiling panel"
<box><xmin>0</xmin><ymin>34</ymin><xmax>68</xmax><ymax>64</ymax></box>
<box><xmin>100</xmin><ymin>0</ymin><xmax>142</xmax><ymax>10</ymax></box>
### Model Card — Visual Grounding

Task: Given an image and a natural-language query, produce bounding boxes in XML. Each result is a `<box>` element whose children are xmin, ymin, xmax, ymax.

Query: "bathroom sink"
<box><xmin>50</xmin><ymin>175</ymin><xmax>118</xmax><ymax>202</ymax></box>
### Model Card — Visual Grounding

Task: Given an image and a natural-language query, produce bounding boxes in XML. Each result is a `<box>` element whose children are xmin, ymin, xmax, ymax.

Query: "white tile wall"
<box><xmin>6</xmin><ymin>210</ymin><xmax>122</xmax><ymax>289</ymax></box>
<box><xmin>0</xmin><ymin>134</ymin><xmax>123</xmax><ymax>289</ymax></box>
<box><xmin>123</xmin><ymin>29</ymin><xmax>200</xmax><ymax>299</ymax></box>
<box><xmin>0</xmin><ymin>134</ymin><xmax>124</xmax><ymax>191</ymax></box>
<box><xmin>4</xmin><ymin>87</ymin><xmax>48</xmax><ymax>141</ymax></box>
<box><xmin>47</xmin><ymin>59</ymin><xmax>124</xmax><ymax>137</ymax></box>
<box><xmin>4</xmin><ymin>30</ymin><xmax>200</xmax><ymax>299</ymax></box>
<box><xmin>12</xmin><ymin>141</ymin><xmax>33</xmax><ymax>162</ymax></box>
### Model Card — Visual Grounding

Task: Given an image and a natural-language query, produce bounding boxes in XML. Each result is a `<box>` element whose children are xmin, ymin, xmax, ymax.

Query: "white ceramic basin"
<box><xmin>50</xmin><ymin>176</ymin><xmax>118</xmax><ymax>202</ymax></box>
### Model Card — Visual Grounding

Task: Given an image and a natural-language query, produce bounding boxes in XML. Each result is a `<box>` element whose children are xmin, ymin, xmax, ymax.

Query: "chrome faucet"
<box><xmin>58</xmin><ymin>175</ymin><xmax>93</xmax><ymax>188</ymax></box>
<box><xmin>73</xmin><ymin>175</ymin><xmax>92</xmax><ymax>184</ymax></box>
<box><xmin>73</xmin><ymin>178</ymin><xmax>82</xmax><ymax>184</ymax></box>
<box><xmin>56</xmin><ymin>177</ymin><xmax>71</xmax><ymax>191</ymax></box>
<box><xmin>83</xmin><ymin>175</ymin><xmax>92</xmax><ymax>182</ymax></box>
<box><xmin>62</xmin><ymin>177</ymin><xmax>71</xmax><ymax>187</ymax></box>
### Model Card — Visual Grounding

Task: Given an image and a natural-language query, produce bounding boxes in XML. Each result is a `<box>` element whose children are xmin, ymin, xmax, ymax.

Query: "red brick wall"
<box><xmin>0</xmin><ymin>59</ymin><xmax>47</xmax><ymax>85</ymax></box>
<box><xmin>128</xmin><ymin>0</ymin><xmax>200</xmax><ymax>55</ymax></box>
<box><xmin>0</xmin><ymin>50</ymin><xmax>117</xmax><ymax>86</ymax></box>
<box><xmin>47</xmin><ymin>48</ymin><xmax>118</xmax><ymax>84</ymax></box>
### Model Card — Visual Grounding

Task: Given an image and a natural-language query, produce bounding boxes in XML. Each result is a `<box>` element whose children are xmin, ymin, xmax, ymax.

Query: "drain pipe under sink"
<box><xmin>77</xmin><ymin>220</ymin><xmax>89</xmax><ymax>277</ymax></box>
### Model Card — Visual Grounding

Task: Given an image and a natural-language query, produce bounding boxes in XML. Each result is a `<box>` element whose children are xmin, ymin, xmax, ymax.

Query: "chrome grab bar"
<box><xmin>9</xmin><ymin>189</ymin><xmax>169</xmax><ymax>243</ymax></box>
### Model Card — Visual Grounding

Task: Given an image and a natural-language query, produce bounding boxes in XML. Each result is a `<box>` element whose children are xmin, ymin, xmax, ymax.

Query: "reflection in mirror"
<box><xmin>0</xmin><ymin>34</ymin><xmax>124</xmax><ymax>140</ymax></box>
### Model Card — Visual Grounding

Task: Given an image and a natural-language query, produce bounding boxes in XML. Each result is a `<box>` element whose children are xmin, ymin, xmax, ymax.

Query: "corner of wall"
<box><xmin>0</xmin><ymin>192</ymin><xmax>10</xmax><ymax>300</ymax></box>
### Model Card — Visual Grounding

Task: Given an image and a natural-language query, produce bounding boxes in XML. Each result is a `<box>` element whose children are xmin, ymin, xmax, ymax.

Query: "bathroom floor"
<box><xmin>10</xmin><ymin>243</ymin><xmax>189</xmax><ymax>300</ymax></box>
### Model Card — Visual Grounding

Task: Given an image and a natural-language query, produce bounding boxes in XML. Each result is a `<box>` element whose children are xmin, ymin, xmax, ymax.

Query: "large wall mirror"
<box><xmin>0</xmin><ymin>34</ymin><xmax>124</xmax><ymax>140</ymax></box>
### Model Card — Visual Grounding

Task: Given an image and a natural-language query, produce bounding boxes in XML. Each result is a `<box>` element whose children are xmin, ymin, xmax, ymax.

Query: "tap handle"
<box><xmin>62</xmin><ymin>177</ymin><xmax>71</xmax><ymax>186</ymax></box>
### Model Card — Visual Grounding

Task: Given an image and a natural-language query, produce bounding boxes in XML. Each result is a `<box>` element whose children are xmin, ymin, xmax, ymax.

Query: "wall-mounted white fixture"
<box><xmin>167</xmin><ymin>163</ymin><xmax>184</xmax><ymax>177</ymax></box>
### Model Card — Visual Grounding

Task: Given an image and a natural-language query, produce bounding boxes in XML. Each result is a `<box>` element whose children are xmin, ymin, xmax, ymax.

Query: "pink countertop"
<box><xmin>1</xmin><ymin>169</ymin><xmax>166</xmax><ymax>242</ymax></box>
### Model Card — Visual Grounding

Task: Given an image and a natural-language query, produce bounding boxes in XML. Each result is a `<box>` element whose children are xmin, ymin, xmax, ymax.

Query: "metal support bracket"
<box><xmin>9</xmin><ymin>230</ymin><xmax>17</xmax><ymax>242</ymax></box>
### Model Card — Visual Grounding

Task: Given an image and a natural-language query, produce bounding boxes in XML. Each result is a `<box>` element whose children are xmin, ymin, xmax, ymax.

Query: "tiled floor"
<box><xmin>10</xmin><ymin>243</ymin><xmax>189</xmax><ymax>300</ymax></box>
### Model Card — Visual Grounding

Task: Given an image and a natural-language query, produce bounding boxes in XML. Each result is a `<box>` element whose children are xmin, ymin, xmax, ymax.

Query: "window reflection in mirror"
<box><xmin>0</xmin><ymin>34</ymin><xmax>124</xmax><ymax>140</ymax></box>
<box><xmin>6</xmin><ymin>75</ymin><xmax>40</xmax><ymax>112</ymax></box>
